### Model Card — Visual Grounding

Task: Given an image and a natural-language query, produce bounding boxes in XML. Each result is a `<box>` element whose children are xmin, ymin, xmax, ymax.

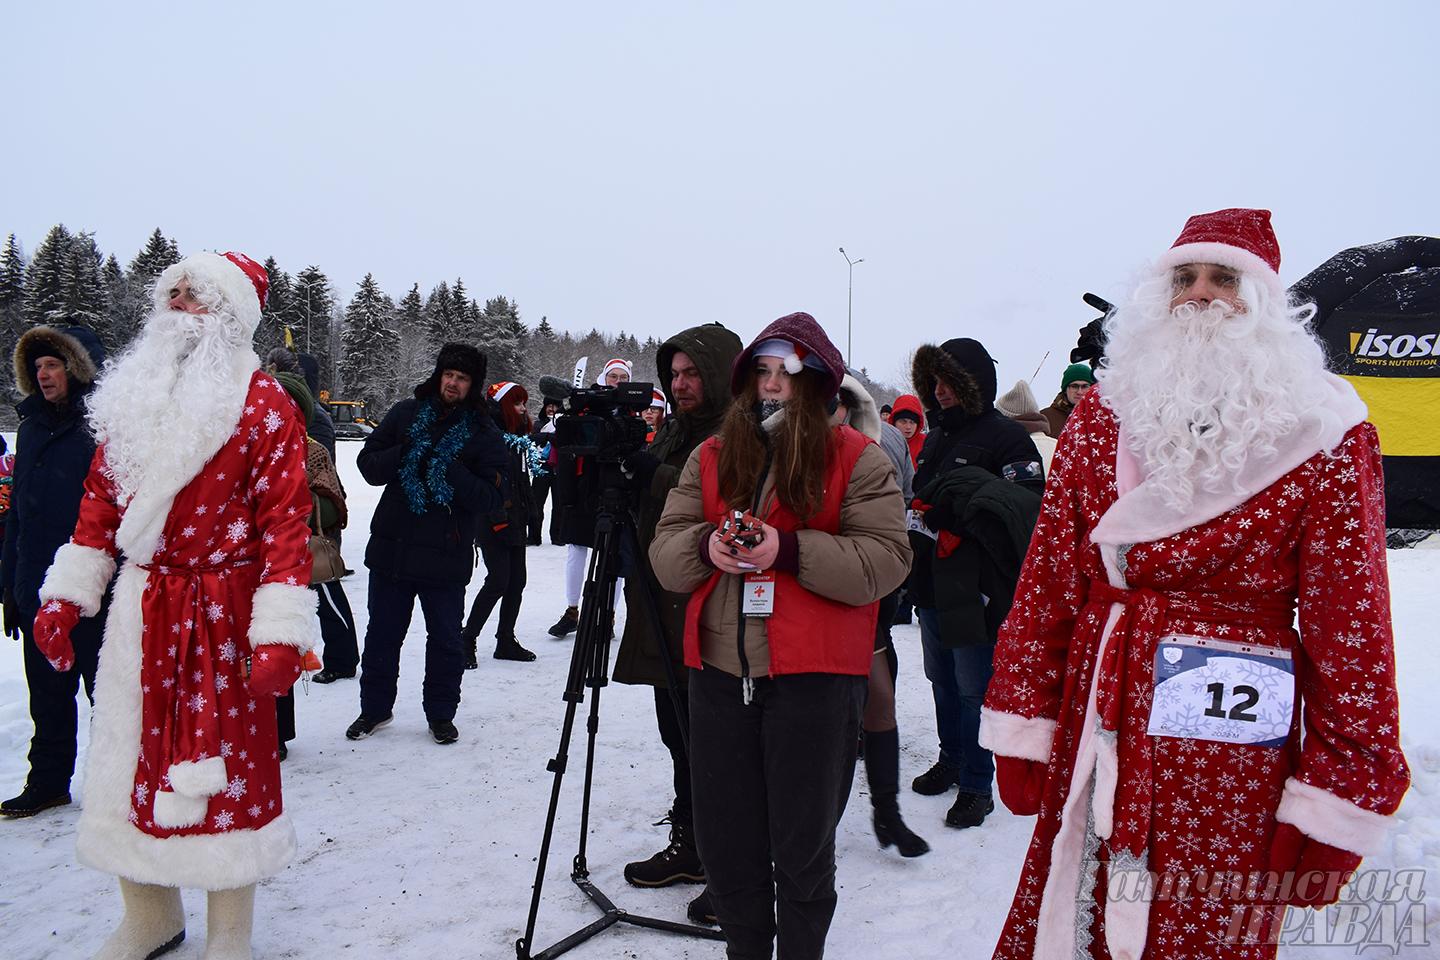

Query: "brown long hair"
<box><xmin>716</xmin><ymin>368</ymin><xmax>835</xmax><ymax>520</ymax></box>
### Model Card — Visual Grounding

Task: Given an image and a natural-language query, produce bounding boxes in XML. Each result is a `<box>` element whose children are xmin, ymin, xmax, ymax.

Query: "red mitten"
<box><xmin>1267</xmin><ymin>822</ymin><xmax>1363</xmax><ymax>907</ymax></box>
<box><xmin>32</xmin><ymin>599</ymin><xmax>81</xmax><ymax>672</ymax></box>
<box><xmin>248</xmin><ymin>644</ymin><xmax>304</xmax><ymax>697</ymax></box>
<box><xmin>996</xmin><ymin>755</ymin><xmax>1046</xmax><ymax>816</ymax></box>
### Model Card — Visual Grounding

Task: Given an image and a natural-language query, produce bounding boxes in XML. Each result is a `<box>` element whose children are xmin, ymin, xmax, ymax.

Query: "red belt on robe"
<box><xmin>1084</xmin><ymin>580</ymin><xmax>1296</xmax><ymax>858</ymax></box>
<box><xmin>138</xmin><ymin>559</ymin><xmax>255</xmax><ymax>799</ymax></box>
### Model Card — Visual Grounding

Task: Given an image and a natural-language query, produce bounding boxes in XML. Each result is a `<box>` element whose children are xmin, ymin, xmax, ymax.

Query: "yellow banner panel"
<box><xmin>1342</xmin><ymin>374</ymin><xmax>1440</xmax><ymax>457</ymax></box>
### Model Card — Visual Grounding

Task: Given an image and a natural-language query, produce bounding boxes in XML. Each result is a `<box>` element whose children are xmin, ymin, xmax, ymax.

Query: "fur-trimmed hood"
<box><xmin>911</xmin><ymin>339</ymin><xmax>988</xmax><ymax>416</ymax></box>
<box><xmin>837</xmin><ymin>373</ymin><xmax>883</xmax><ymax>441</ymax></box>
<box><xmin>13</xmin><ymin>325</ymin><xmax>105</xmax><ymax>398</ymax></box>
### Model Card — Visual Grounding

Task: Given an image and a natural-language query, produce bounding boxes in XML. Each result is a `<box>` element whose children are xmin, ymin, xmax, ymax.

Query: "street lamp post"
<box><xmin>839</xmin><ymin>247</ymin><xmax>864</xmax><ymax>367</ymax></box>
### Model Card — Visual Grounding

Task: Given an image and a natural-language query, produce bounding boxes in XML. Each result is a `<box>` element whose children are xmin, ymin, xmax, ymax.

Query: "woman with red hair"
<box><xmin>462</xmin><ymin>382</ymin><xmax>544</xmax><ymax>664</ymax></box>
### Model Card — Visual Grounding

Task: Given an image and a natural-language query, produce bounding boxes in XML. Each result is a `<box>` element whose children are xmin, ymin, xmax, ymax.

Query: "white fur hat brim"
<box><xmin>153</xmin><ymin>252</ymin><xmax>263</xmax><ymax>339</ymax></box>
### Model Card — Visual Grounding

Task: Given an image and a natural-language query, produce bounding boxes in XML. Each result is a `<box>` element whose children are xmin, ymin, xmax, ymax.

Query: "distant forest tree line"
<box><xmin>0</xmin><ymin>225</ymin><xmax>899</xmax><ymax>424</ymax></box>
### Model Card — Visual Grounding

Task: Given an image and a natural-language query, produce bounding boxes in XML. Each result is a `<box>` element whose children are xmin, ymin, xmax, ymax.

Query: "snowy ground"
<box><xmin>2</xmin><ymin>442</ymin><xmax>1438</xmax><ymax>960</ymax></box>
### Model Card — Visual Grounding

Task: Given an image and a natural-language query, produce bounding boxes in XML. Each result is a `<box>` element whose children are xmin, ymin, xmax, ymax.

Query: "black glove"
<box><xmin>623</xmin><ymin>451</ymin><xmax>661</xmax><ymax>488</ymax></box>
<box><xmin>2</xmin><ymin>588</ymin><xmax>19</xmax><ymax>640</ymax></box>
<box><xmin>922</xmin><ymin>501</ymin><xmax>958</xmax><ymax>533</ymax></box>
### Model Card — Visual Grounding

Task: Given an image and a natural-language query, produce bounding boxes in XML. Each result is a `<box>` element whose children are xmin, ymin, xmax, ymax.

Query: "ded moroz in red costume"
<box><xmin>979</xmin><ymin>210</ymin><xmax>1410</xmax><ymax>960</ymax></box>
<box><xmin>37</xmin><ymin>251</ymin><xmax>317</xmax><ymax>890</ymax></box>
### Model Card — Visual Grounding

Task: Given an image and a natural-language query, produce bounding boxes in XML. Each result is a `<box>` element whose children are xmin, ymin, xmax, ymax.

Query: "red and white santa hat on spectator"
<box><xmin>488</xmin><ymin>381</ymin><xmax>528</xmax><ymax>404</ymax></box>
<box><xmin>596</xmin><ymin>357</ymin><xmax>633</xmax><ymax>385</ymax></box>
<box><xmin>649</xmin><ymin>388</ymin><xmax>668</xmax><ymax>413</ymax></box>
<box><xmin>1154</xmin><ymin>208</ymin><xmax>1284</xmax><ymax>297</ymax></box>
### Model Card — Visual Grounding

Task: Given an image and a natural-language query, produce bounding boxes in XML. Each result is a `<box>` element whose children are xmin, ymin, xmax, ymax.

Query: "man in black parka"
<box><xmin>1</xmin><ymin>325</ymin><xmax>108</xmax><ymax>817</ymax></box>
<box><xmin>613</xmin><ymin>323</ymin><xmax>742</xmax><ymax>912</ymax></box>
<box><xmin>907</xmin><ymin>337</ymin><xmax>1043</xmax><ymax>830</ymax></box>
<box><xmin>345</xmin><ymin>343</ymin><xmax>508</xmax><ymax>745</ymax></box>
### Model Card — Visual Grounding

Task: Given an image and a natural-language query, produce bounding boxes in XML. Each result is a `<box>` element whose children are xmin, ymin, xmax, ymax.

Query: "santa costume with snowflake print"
<box><xmin>34</xmin><ymin>250</ymin><xmax>316</xmax><ymax>959</ymax></box>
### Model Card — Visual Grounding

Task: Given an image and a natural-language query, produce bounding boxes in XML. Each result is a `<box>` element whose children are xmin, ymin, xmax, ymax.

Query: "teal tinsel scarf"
<box><xmin>400</xmin><ymin>400</ymin><xmax>474</xmax><ymax>514</ymax></box>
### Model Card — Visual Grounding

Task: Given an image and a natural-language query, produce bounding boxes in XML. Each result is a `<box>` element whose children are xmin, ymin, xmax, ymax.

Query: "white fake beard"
<box><xmin>87</xmin><ymin>309</ymin><xmax>259</xmax><ymax>505</ymax></box>
<box><xmin>1097</xmin><ymin>274</ymin><xmax>1332</xmax><ymax>511</ymax></box>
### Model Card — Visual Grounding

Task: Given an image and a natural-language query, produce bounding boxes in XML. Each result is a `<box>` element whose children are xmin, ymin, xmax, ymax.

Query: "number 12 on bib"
<box><xmin>1147</xmin><ymin>635</ymin><xmax>1295</xmax><ymax>748</ymax></box>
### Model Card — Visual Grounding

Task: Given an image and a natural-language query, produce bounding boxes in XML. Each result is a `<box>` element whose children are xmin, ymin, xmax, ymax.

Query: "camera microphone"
<box><xmin>538</xmin><ymin>375</ymin><xmax>574</xmax><ymax>402</ymax></box>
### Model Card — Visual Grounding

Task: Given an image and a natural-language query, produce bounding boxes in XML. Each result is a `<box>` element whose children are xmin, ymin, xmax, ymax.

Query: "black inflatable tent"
<box><xmin>1290</xmin><ymin>236</ymin><xmax>1440</xmax><ymax>529</ymax></box>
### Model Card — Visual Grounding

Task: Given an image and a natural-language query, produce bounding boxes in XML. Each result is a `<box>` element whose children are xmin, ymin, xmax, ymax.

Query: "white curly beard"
<box><xmin>1097</xmin><ymin>272</ymin><xmax>1334</xmax><ymax>512</ymax></box>
<box><xmin>87</xmin><ymin>308</ymin><xmax>259</xmax><ymax>508</ymax></box>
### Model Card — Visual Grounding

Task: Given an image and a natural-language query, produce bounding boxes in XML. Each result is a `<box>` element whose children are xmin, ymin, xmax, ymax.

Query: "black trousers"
<box><xmin>21</xmin><ymin>618</ymin><xmax>101</xmax><ymax>794</ymax></box>
<box><xmin>359</xmin><ymin>571</ymin><xmax>465</xmax><ymax>723</ymax></box>
<box><xmin>690</xmin><ymin>667</ymin><xmax>866</xmax><ymax>960</ymax></box>
<box><xmin>529</xmin><ymin>476</ymin><xmax>557</xmax><ymax>544</ymax></box>
<box><xmin>464</xmin><ymin>534</ymin><xmax>527</xmax><ymax>642</ymax></box>
<box><xmin>315</xmin><ymin>579</ymin><xmax>359</xmax><ymax>675</ymax></box>
<box><xmin>653</xmin><ymin>685</ymin><xmax>693</xmax><ymax>828</ymax></box>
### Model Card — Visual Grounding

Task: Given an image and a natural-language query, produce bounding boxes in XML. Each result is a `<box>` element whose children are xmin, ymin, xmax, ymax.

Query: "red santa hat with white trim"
<box><xmin>649</xmin><ymin>388</ymin><xmax>668</xmax><ymax>413</ymax></box>
<box><xmin>596</xmin><ymin>358</ymin><xmax>633</xmax><ymax>385</ymax></box>
<box><xmin>152</xmin><ymin>251</ymin><xmax>270</xmax><ymax>338</ymax></box>
<box><xmin>488</xmin><ymin>381</ymin><xmax>528</xmax><ymax>404</ymax></box>
<box><xmin>1153</xmin><ymin>208</ymin><xmax>1283</xmax><ymax>297</ymax></box>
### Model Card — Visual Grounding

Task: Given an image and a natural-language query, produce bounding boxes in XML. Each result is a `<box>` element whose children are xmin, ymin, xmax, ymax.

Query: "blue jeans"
<box><xmin>917</xmin><ymin>607</ymin><xmax>995</xmax><ymax>794</ymax></box>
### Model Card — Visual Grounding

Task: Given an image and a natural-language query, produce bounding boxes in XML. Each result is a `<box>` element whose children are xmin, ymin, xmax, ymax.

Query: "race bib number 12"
<box><xmin>1147</xmin><ymin>635</ymin><xmax>1295</xmax><ymax>748</ymax></box>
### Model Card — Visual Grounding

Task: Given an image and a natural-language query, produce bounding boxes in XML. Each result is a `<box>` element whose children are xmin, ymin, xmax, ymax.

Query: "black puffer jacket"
<box><xmin>908</xmin><ymin>338</ymin><xmax>1044</xmax><ymax>644</ymax></box>
<box><xmin>359</xmin><ymin>369</ymin><xmax>510</xmax><ymax>586</ymax></box>
<box><xmin>1</xmin><ymin>326</ymin><xmax>107</xmax><ymax>618</ymax></box>
<box><xmin>614</xmin><ymin>323</ymin><xmax>743</xmax><ymax>687</ymax></box>
<box><xmin>485</xmin><ymin>405</ymin><xmax>537</xmax><ymax>548</ymax></box>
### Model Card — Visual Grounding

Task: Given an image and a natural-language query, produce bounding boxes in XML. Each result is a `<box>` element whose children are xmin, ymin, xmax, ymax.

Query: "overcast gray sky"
<box><xmin>6</xmin><ymin>1</ymin><xmax>1437</xmax><ymax>396</ymax></box>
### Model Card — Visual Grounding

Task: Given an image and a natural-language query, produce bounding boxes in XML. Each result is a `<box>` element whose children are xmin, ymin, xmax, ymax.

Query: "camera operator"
<box><xmin>548</xmin><ymin>358</ymin><xmax>634</xmax><ymax>637</ymax></box>
<box><xmin>612</xmin><ymin>324</ymin><xmax>742</xmax><ymax>922</ymax></box>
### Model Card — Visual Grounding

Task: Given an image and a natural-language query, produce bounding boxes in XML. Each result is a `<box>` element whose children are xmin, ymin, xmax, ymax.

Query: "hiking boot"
<box><xmin>624</xmin><ymin>813</ymin><xmax>706</xmax><ymax>887</ymax></box>
<box><xmin>687</xmin><ymin>888</ymin><xmax>717</xmax><ymax>926</ymax></box>
<box><xmin>344</xmin><ymin>713</ymin><xmax>393</xmax><ymax>740</ymax></box>
<box><xmin>311</xmin><ymin>668</ymin><xmax>354</xmax><ymax>684</ymax></box>
<box><xmin>494</xmin><ymin>636</ymin><xmax>537</xmax><ymax>662</ymax></box>
<box><xmin>911</xmin><ymin>760</ymin><xmax>961</xmax><ymax>796</ymax></box>
<box><xmin>945</xmin><ymin>791</ymin><xmax>994</xmax><ymax>829</ymax></box>
<box><xmin>1</xmin><ymin>783</ymin><xmax>72</xmax><ymax>818</ymax></box>
<box><xmin>548</xmin><ymin>606</ymin><xmax>579</xmax><ymax>638</ymax></box>
<box><xmin>429</xmin><ymin>720</ymin><xmax>459</xmax><ymax>745</ymax></box>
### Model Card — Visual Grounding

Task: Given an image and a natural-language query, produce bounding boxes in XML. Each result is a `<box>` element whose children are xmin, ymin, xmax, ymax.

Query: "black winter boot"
<box><xmin>548</xmin><ymin>606</ymin><xmax>579</xmax><ymax>638</ymax></box>
<box><xmin>911</xmin><ymin>759</ymin><xmax>961</xmax><ymax>795</ymax></box>
<box><xmin>623</xmin><ymin>811</ymin><xmax>706</xmax><ymax>887</ymax></box>
<box><xmin>864</xmin><ymin>728</ymin><xmax>930</xmax><ymax>858</ymax></box>
<box><xmin>494</xmin><ymin>635</ymin><xmax>537</xmax><ymax>662</ymax></box>
<box><xmin>686</xmin><ymin>888</ymin><xmax>717</xmax><ymax>925</ymax></box>
<box><xmin>945</xmin><ymin>790</ymin><xmax>994</xmax><ymax>829</ymax></box>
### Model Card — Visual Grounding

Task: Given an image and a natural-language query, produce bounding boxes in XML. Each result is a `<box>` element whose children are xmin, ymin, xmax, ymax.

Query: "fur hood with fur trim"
<box><xmin>911</xmin><ymin>340</ymin><xmax>986</xmax><ymax>417</ymax></box>
<box><xmin>836</xmin><ymin>373</ymin><xmax>883</xmax><ymax>441</ymax></box>
<box><xmin>13</xmin><ymin>325</ymin><xmax>104</xmax><ymax>398</ymax></box>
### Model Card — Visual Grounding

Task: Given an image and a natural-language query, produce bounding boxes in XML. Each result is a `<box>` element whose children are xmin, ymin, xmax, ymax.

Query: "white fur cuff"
<box><xmin>248</xmin><ymin>582</ymin><xmax>318</xmax><ymax>652</ymax></box>
<box><xmin>153</xmin><ymin>790</ymin><xmax>209</xmax><ymax>829</ymax></box>
<box><xmin>39</xmin><ymin>543</ymin><xmax>116</xmax><ymax>618</ymax></box>
<box><xmin>1275</xmin><ymin>777</ymin><xmax>1395</xmax><ymax>856</ymax></box>
<box><xmin>978</xmin><ymin>707</ymin><xmax>1057</xmax><ymax>763</ymax></box>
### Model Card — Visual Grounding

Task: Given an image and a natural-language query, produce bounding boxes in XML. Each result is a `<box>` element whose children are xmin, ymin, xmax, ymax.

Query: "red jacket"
<box><xmin>682</xmin><ymin>427</ymin><xmax>880</xmax><ymax>677</ymax></box>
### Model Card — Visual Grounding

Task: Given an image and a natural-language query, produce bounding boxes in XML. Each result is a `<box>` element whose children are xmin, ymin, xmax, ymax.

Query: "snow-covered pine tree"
<box><xmin>450</xmin><ymin>278</ymin><xmax>471</xmax><ymax>339</ymax></box>
<box><xmin>101</xmin><ymin>254</ymin><xmax>129</xmax><ymax>350</ymax></box>
<box><xmin>292</xmin><ymin>265</ymin><xmax>335</xmax><ymax>390</ymax></box>
<box><xmin>23</xmin><ymin>224</ymin><xmax>73</xmax><ymax>326</ymax></box>
<box><xmin>338</xmin><ymin>273</ymin><xmax>398</xmax><ymax>407</ymax></box>
<box><xmin>424</xmin><ymin>282</ymin><xmax>456</xmax><ymax>341</ymax></box>
<box><xmin>378</xmin><ymin>283</ymin><xmax>436</xmax><ymax>408</ymax></box>
<box><xmin>476</xmin><ymin>295</ymin><xmax>525</xmax><ymax>385</ymax></box>
<box><xmin>254</xmin><ymin>257</ymin><xmax>293</xmax><ymax>358</ymax></box>
<box><xmin>0</xmin><ymin>234</ymin><xmax>27</xmax><ymax>349</ymax></box>
<box><xmin>60</xmin><ymin>232</ymin><xmax>110</xmax><ymax>334</ymax></box>
<box><xmin>114</xmin><ymin>228</ymin><xmax>181</xmax><ymax>345</ymax></box>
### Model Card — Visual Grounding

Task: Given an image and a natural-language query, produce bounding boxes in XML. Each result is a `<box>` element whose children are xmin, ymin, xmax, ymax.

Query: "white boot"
<box><xmin>92</xmin><ymin>879</ymin><xmax>185</xmax><ymax>960</ymax></box>
<box><xmin>202</xmin><ymin>884</ymin><xmax>256</xmax><ymax>960</ymax></box>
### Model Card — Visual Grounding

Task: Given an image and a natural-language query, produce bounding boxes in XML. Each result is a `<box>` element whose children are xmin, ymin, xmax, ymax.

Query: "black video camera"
<box><xmin>552</xmin><ymin>381</ymin><xmax>653</xmax><ymax>463</ymax></box>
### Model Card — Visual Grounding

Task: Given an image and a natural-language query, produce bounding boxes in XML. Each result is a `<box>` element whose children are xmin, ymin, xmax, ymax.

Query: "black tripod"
<box><xmin>517</xmin><ymin>483</ymin><xmax>726</xmax><ymax>959</ymax></box>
